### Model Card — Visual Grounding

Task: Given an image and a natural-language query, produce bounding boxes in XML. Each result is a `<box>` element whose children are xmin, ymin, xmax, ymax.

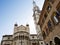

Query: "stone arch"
<box><xmin>54</xmin><ymin>36</ymin><xmax>60</xmax><ymax>45</ymax></box>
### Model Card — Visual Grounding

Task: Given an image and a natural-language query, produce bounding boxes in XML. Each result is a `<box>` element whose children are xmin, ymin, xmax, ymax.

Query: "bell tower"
<box><xmin>32</xmin><ymin>1</ymin><xmax>45</xmax><ymax>45</ymax></box>
<box><xmin>33</xmin><ymin>0</ymin><xmax>43</xmax><ymax>42</ymax></box>
<box><xmin>33</xmin><ymin>0</ymin><xmax>41</xmax><ymax>24</ymax></box>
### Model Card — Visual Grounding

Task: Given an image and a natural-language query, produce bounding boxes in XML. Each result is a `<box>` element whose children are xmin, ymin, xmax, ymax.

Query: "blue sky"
<box><xmin>0</xmin><ymin>0</ymin><xmax>44</xmax><ymax>42</ymax></box>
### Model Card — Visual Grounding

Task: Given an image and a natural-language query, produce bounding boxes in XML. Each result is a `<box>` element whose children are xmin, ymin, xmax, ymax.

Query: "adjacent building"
<box><xmin>38</xmin><ymin>0</ymin><xmax>60</xmax><ymax>45</ymax></box>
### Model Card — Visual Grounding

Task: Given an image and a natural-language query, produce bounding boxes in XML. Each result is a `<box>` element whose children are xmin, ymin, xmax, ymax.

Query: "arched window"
<box><xmin>46</xmin><ymin>43</ymin><xmax>48</xmax><ymax>45</ymax></box>
<box><xmin>50</xmin><ymin>41</ymin><xmax>52</xmax><ymax>45</ymax></box>
<box><xmin>54</xmin><ymin>37</ymin><xmax>60</xmax><ymax>45</ymax></box>
<box><xmin>32</xmin><ymin>43</ymin><xmax>37</xmax><ymax>45</ymax></box>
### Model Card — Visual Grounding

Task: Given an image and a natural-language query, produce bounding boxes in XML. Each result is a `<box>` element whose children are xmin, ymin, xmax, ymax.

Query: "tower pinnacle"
<box><xmin>33</xmin><ymin>0</ymin><xmax>40</xmax><ymax>12</ymax></box>
<box><xmin>33</xmin><ymin>0</ymin><xmax>36</xmax><ymax>7</ymax></box>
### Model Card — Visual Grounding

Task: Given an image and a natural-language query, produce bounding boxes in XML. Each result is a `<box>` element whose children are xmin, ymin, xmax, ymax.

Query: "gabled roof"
<box><xmin>17</xmin><ymin>25</ymin><xmax>26</xmax><ymax>30</ymax></box>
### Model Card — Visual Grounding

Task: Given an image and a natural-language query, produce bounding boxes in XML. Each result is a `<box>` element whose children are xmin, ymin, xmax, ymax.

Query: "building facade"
<box><xmin>38</xmin><ymin>0</ymin><xmax>60</xmax><ymax>45</ymax></box>
<box><xmin>1</xmin><ymin>23</ymin><xmax>44</xmax><ymax>45</ymax></box>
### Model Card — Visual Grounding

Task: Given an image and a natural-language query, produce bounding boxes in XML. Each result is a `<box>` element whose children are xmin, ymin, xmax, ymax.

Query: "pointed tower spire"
<box><xmin>33</xmin><ymin>0</ymin><xmax>36</xmax><ymax>8</ymax></box>
<box><xmin>33</xmin><ymin>0</ymin><xmax>40</xmax><ymax>12</ymax></box>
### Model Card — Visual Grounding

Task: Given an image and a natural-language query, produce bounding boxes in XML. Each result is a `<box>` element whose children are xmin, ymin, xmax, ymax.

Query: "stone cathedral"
<box><xmin>1</xmin><ymin>24</ymin><xmax>43</xmax><ymax>45</ymax></box>
<box><xmin>1</xmin><ymin>1</ymin><xmax>45</xmax><ymax>45</ymax></box>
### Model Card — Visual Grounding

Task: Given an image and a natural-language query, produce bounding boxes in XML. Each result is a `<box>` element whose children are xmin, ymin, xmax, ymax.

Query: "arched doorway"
<box><xmin>32</xmin><ymin>43</ymin><xmax>39</xmax><ymax>45</ymax></box>
<box><xmin>32</xmin><ymin>43</ymin><xmax>36</xmax><ymax>45</ymax></box>
<box><xmin>54</xmin><ymin>37</ymin><xmax>60</xmax><ymax>45</ymax></box>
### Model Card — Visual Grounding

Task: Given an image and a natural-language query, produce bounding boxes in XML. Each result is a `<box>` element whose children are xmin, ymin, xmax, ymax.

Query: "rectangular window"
<box><xmin>47</xmin><ymin>4</ymin><xmax>52</xmax><ymax>13</ymax></box>
<box><xmin>46</xmin><ymin>28</ymin><xmax>49</xmax><ymax>36</ymax></box>
<box><xmin>51</xmin><ymin>12</ymin><xmax>60</xmax><ymax>25</ymax></box>
<box><xmin>47</xmin><ymin>20</ymin><xmax>53</xmax><ymax>32</ymax></box>
<box><xmin>56</xmin><ymin>11</ymin><xmax>60</xmax><ymax>23</ymax></box>
<box><xmin>44</xmin><ymin>13</ymin><xmax>48</xmax><ymax>19</ymax></box>
<box><xmin>42</xmin><ymin>31</ymin><xmax>46</xmax><ymax>39</ymax></box>
<box><xmin>56</xmin><ymin>1</ymin><xmax>60</xmax><ymax>23</ymax></box>
<box><xmin>54</xmin><ymin>16</ymin><xmax>58</xmax><ymax>23</ymax></box>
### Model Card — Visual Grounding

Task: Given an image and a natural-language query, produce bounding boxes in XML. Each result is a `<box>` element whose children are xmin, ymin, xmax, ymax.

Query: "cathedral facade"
<box><xmin>1</xmin><ymin>24</ymin><xmax>44</xmax><ymax>45</ymax></box>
